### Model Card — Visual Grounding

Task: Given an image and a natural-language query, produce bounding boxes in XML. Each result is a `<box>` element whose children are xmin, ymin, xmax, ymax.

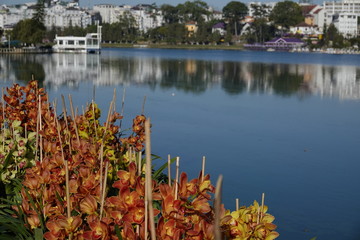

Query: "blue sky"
<box><xmin>1</xmin><ymin>0</ymin><xmax>284</xmax><ymax>11</ymax></box>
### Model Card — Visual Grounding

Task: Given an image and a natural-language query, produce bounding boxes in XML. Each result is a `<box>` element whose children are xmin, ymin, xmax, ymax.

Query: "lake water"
<box><xmin>1</xmin><ymin>49</ymin><xmax>360</xmax><ymax>239</ymax></box>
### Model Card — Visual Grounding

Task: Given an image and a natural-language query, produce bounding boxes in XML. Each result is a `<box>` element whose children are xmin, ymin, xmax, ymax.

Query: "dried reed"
<box><xmin>145</xmin><ymin>118</ymin><xmax>156</xmax><ymax>240</ymax></box>
<box><xmin>214</xmin><ymin>174</ymin><xmax>223</xmax><ymax>240</ymax></box>
<box><xmin>167</xmin><ymin>154</ymin><xmax>171</xmax><ymax>187</ymax></box>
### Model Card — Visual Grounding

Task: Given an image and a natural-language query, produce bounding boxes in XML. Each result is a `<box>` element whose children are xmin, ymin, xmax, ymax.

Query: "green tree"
<box><xmin>12</xmin><ymin>19</ymin><xmax>46</xmax><ymax>45</ymax></box>
<box><xmin>193</xmin><ymin>19</ymin><xmax>214</xmax><ymax>44</ymax></box>
<box><xmin>224</xmin><ymin>24</ymin><xmax>233</xmax><ymax>44</ymax></box>
<box><xmin>32</xmin><ymin>0</ymin><xmax>46</xmax><ymax>24</ymax></box>
<box><xmin>245</xmin><ymin>18</ymin><xmax>276</xmax><ymax>43</ymax></box>
<box><xmin>325</xmin><ymin>24</ymin><xmax>344</xmax><ymax>48</ymax></box>
<box><xmin>62</xmin><ymin>25</ymin><xmax>86</xmax><ymax>36</ymax></box>
<box><xmin>177</xmin><ymin>0</ymin><xmax>210</xmax><ymax>22</ymax></box>
<box><xmin>118</xmin><ymin>12</ymin><xmax>138</xmax><ymax>42</ymax></box>
<box><xmin>160</xmin><ymin>4</ymin><xmax>180</xmax><ymax>24</ymax></box>
<box><xmin>269</xmin><ymin>1</ymin><xmax>303</xmax><ymax>30</ymax></box>
<box><xmin>250</xmin><ymin>3</ymin><xmax>271</xmax><ymax>19</ymax></box>
<box><xmin>222</xmin><ymin>1</ymin><xmax>248</xmax><ymax>36</ymax></box>
<box><xmin>166</xmin><ymin>23</ymin><xmax>186</xmax><ymax>44</ymax></box>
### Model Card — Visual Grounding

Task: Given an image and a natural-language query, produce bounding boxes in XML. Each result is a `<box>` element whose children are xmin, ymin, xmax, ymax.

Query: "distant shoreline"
<box><xmin>101</xmin><ymin>43</ymin><xmax>244</xmax><ymax>51</ymax></box>
<box><xmin>101</xmin><ymin>43</ymin><xmax>360</xmax><ymax>54</ymax></box>
<box><xmin>1</xmin><ymin>43</ymin><xmax>359</xmax><ymax>55</ymax></box>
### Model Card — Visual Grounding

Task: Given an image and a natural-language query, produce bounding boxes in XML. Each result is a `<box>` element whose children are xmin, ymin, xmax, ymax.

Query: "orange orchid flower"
<box><xmin>113</xmin><ymin>162</ymin><xmax>137</xmax><ymax>189</ymax></box>
<box><xmin>109</xmin><ymin>210</ymin><xmax>123</xmax><ymax>225</ymax></box>
<box><xmin>191</xmin><ymin>196</ymin><xmax>212</xmax><ymax>214</ymax></box>
<box><xmin>27</xmin><ymin>213</ymin><xmax>41</xmax><ymax>229</ymax></box>
<box><xmin>119</xmin><ymin>187</ymin><xmax>143</xmax><ymax>209</ymax></box>
<box><xmin>157</xmin><ymin>218</ymin><xmax>182</xmax><ymax>240</ymax></box>
<box><xmin>80</xmin><ymin>195</ymin><xmax>98</xmax><ymax>215</ymax></box>
<box><xmin>45</xmin><ymin>216</ymin><xmax>82</xmax><ymax>238</ymax></box>
<box><xmin>122</xmin><ymin>206</ymin><xmax>145</xmax><ymax>224</ymax></box>
<box><xmin>83</xmin><ymin>215</ymin><xmax>109</xmax><ymax>240</ymax></box>
<box><xmin>122</xmin><ymin>222</ymin><xmax>136</xmax><ymax>240</ymax></box>
<box><xmin>162</xmin><ymin>194</ymin><xmax>182</xmax><ymax>218</ymax></box>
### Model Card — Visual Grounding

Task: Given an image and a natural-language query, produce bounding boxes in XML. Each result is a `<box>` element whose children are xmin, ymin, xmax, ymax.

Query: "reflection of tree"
<box><xmin>159</xmin><ymin>60</ymin><xmax>208</xmax><ymax>94</ymax></box>
<box><xmin>221</xmin><ymin>62</ymin><xmax>246</xmax><ymax>94</ymax></box>
<box><xmin>9</xmin><ymin>55</ymin><xmax>45</xmax><ymax>84</ymax></box>
<box><xmin>267</xmin><ymin>65</ymin><xmax>302</xmax><ymax>96</ymax></box>
<box><xmin>247</xmin><ymin>63</ymin><xmax>271</xmax><ymax>93</ymax></box>
<box><xmin>97</xmin><ymin>57</ymin><xmax>307</xmax><ymax>96</ymax></box>
<box><xmin>5</xmin><ymin>52</ymin><xmax>359</xmax><ymax>99</ymax></box>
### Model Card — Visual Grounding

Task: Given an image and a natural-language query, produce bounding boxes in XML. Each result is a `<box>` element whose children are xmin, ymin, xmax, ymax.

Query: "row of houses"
<box><xmin>290</xmin><ymin>1</ymin><xmax>360</xmax><ymax>38</ymax></box>
<box><xmin>0</xmin><ymin>0</ymin><xmax>359</xmax><ymax>38</ymax></box>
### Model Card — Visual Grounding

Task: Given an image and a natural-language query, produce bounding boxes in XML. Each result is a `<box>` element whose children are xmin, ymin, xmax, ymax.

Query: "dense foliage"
<box><xmin>0</xmin><ymin>81</ymin><xmax>279</xmax><ymax>239</ymax></box>
<box><xmin>269</xmin><ymin>1</ymin><xmax>304</xmax><ymax>30</ymax></box>
<box><xmin>4</xmin><ymin>0</ymin><xmax>359</xmax><ymax>48</ymax></box>
<box><xmin>222</xmin><ymin>1</ymin><xmax>248</xmax><ymax>36</ymax></box>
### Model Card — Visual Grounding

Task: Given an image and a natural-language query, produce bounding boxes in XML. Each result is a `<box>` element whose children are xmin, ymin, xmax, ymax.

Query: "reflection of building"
<box><xmin>0</xmin><ymin>53</ymin><xmax>360</xmax><ymax>100</ymax></box>
<box><xmin>42</xmin><ymin>54</ymin><xmax>101</xmax><ymax>89</ymax></box>
<box><xmin>233</xmin><ymin>61</ymin><xmax>360</xmax><ymax>99</ymax></box>
<box><xmin>311</xmin><ymin>65</ymin><xmax>360</xmax><ymax>99</ymax></box>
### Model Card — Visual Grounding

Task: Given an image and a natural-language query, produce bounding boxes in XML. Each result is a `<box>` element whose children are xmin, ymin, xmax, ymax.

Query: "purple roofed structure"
<box><xmin>244</xmin><ymin>37</ymin><xmax>306</xmax><ymax>51</ymax></box>
<box><xmin>212</xmin><ymin>22</ymin><xmax>226</xmax><ymax>36</ymax></box>
<box><xmin>265</xmin><ymin>37</ymin><xmax>305</xmax><ymax>48</ymax></box>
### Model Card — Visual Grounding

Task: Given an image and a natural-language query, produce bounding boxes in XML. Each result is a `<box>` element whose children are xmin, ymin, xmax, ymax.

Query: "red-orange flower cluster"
<box><xmin>0</xmin><ymin>81</ymin><xmax>279</xmax><ymax>240</ymax></box>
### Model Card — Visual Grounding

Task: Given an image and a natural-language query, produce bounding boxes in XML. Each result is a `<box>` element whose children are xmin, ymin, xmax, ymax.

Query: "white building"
<box><xmin>93</xmin><ymin>4</ymin><xmax>163</xmax><ymax>33</ymax></box>
<box><xmin>45</xmin><ymin>4</ymin><xmax>92</xmax><ymax>28</ymax></box>
<box><xmin>0</xmin><ymin>1</ymin><xmax>92</xmax><ymax>29</ymax></box>
<box><xmin>248</xmin><ymin>2</ymin><xmax>276</xmax><ymax>18</ymax></box>
<box><xmin>323</xmin><ymin>0</ymin><xmax>360</xmax><ymax>37</ymax></box>
<box><xmin>324</xmin><ymin>0</ymin><xmax>360</xmax><ymax>14</ymax></box>
<box><xmin>131</xmin><ymin>6</ymin><xmax>163</xmax><ymax>33</ymax></box>
<box><xmin>0</xmin><ymin>4</ymin><xmax>28</xmax><ymax>29</ymax></box>
<box><xmin>93</xmin><ymin>4</ymin><xmax>125</xmax><ymax>24</ymax></box>
<box><xmin>290</xmin><ymin>22</ymin><xmax>323</xmax><ymax>35</ymax></box>
<box><xmin>333</xmin><ymin>12</ymin><xmax>358</xmax><ymax>37</ymax></box>
<box><xmin>311</xmin><ymin>6</ymin><xmax>325</xmax><ymax>29</ymax></box>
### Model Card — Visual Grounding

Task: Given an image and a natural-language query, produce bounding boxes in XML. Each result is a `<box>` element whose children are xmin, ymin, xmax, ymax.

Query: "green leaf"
<box><xmin>265</xmin><ymin>231</ymin><xmax>280</xmax><ymax>240</ymax></box>
<box><xmin>310</xmin><ymin>237</ymin><xmax>317</xmax><ymax>240</ymax></box>
<box><xmin>115</xmin><ymin>224</ymin><xmax>123</xmax><ymax>240</ymax></box>
<box><xmin>55</xmin><ymin>190</ymin><xmax>64</xmax><ymax>204</ymax></box>
<box><xmin>27</xmin><ymin>132</ymin><xmax>37</xmax><ymax>140</ymax></box>
<box><xmin>153</xmin><ymin>156</ymin><xmax>176</xmax><ymax>179</ymax></box>
<box><xmin>2</xmin><ymin>149</ymin><xmax>15</xmax><ymax>170</ymax></box>
<box><xmin>79</xmin><ymin>130</ymin><xmax>89</xmax><ymax>139</ymax></box>
<box><xmin>23</xmin><ymin>186</ymin><xmax>45</xmax><ymax>230</ymax></box>
<box><xmin>12</xmin><ymin>120</ymin><xmax>21</xmax><ymax>128</ymax></box>
<box><xmin>34</xmin><ymin>228</ymin><xmax>43</xmax><ymax>240</ymax></box>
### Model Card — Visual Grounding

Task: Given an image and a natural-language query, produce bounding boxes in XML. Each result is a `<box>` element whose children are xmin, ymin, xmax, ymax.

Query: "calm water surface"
<box><xmin>1</xmin><ymin>49</ymin><xmax>360</xmax><ymax>239</ymax></box>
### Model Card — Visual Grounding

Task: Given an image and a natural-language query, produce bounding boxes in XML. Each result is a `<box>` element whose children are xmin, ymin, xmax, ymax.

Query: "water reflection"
<box><xmin>0</xmin><ymin>52</ymin><xmax>359</xmax><ymax>100</ymax></box>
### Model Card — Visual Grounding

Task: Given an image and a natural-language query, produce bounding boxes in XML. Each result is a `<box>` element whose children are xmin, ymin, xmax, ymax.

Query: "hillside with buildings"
<box><xmin>0</xmin><ymin>0</ymin><xmax>359</xmax><ymax>49</ymax></box>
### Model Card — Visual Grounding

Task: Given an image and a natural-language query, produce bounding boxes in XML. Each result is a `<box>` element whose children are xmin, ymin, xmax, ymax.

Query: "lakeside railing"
<box><xmin>0</xmin><ymin>47</ymin><xmax>53</xmax><ymax>54</ymax></box>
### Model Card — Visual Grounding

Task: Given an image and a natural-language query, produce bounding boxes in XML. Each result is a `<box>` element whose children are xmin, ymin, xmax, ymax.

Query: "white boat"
<box><xmin>53</xmin><ymin>25</ymin><xmax>102</xmax><ymax>54</ymax></box>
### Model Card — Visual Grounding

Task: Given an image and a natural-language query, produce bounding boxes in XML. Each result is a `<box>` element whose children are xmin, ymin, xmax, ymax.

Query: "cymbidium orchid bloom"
<box><xmin>80</xmin><ymin>195</ymin><xmax>98</xmax><ymax>215</ymax></box>
<box><xmin>2</xmin><ymin>82</ymin><xmax>279</xmax><ymax>240</ymax></box>
<box><xmin>122</xmin><ymin>206</ymin><xmax>145</xmax><ymax>224</ymax></box>
<box><xmin>162</xmin><ymin>194</ymin><xmax>182</xmax><ymax>218</ymax></box>
<box><xmin>191</xmin><ymin>196</ymin><xmax>212</xmax><ymax>214</ymax></box>
<box><xmin>44</xmin><ymin>216</ymin><xmax>82</xmax><ymax>239</ymax></box>
<box><xmin>27</xmin><ymin>213</ymin><xmax>41</xmax><ymax>229</ymax></box>
<box><xmin>121</xmin><ymin>222</ymin><xmax>136</xmax><ymax>240</ymax></box>
<box><xmin>113</xmin><ymin>162</ymin><xmax>137</xmax><ymax>189</ymax></box>
<box><xmin>157</xmin><ymin>218</ymin><xmax>182</xmax><ymax>240</ymax></box>
<box><xmin>83</xmin><ymin>215</ymin><xmax>109</xmax><ymax>240</ymax></box>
